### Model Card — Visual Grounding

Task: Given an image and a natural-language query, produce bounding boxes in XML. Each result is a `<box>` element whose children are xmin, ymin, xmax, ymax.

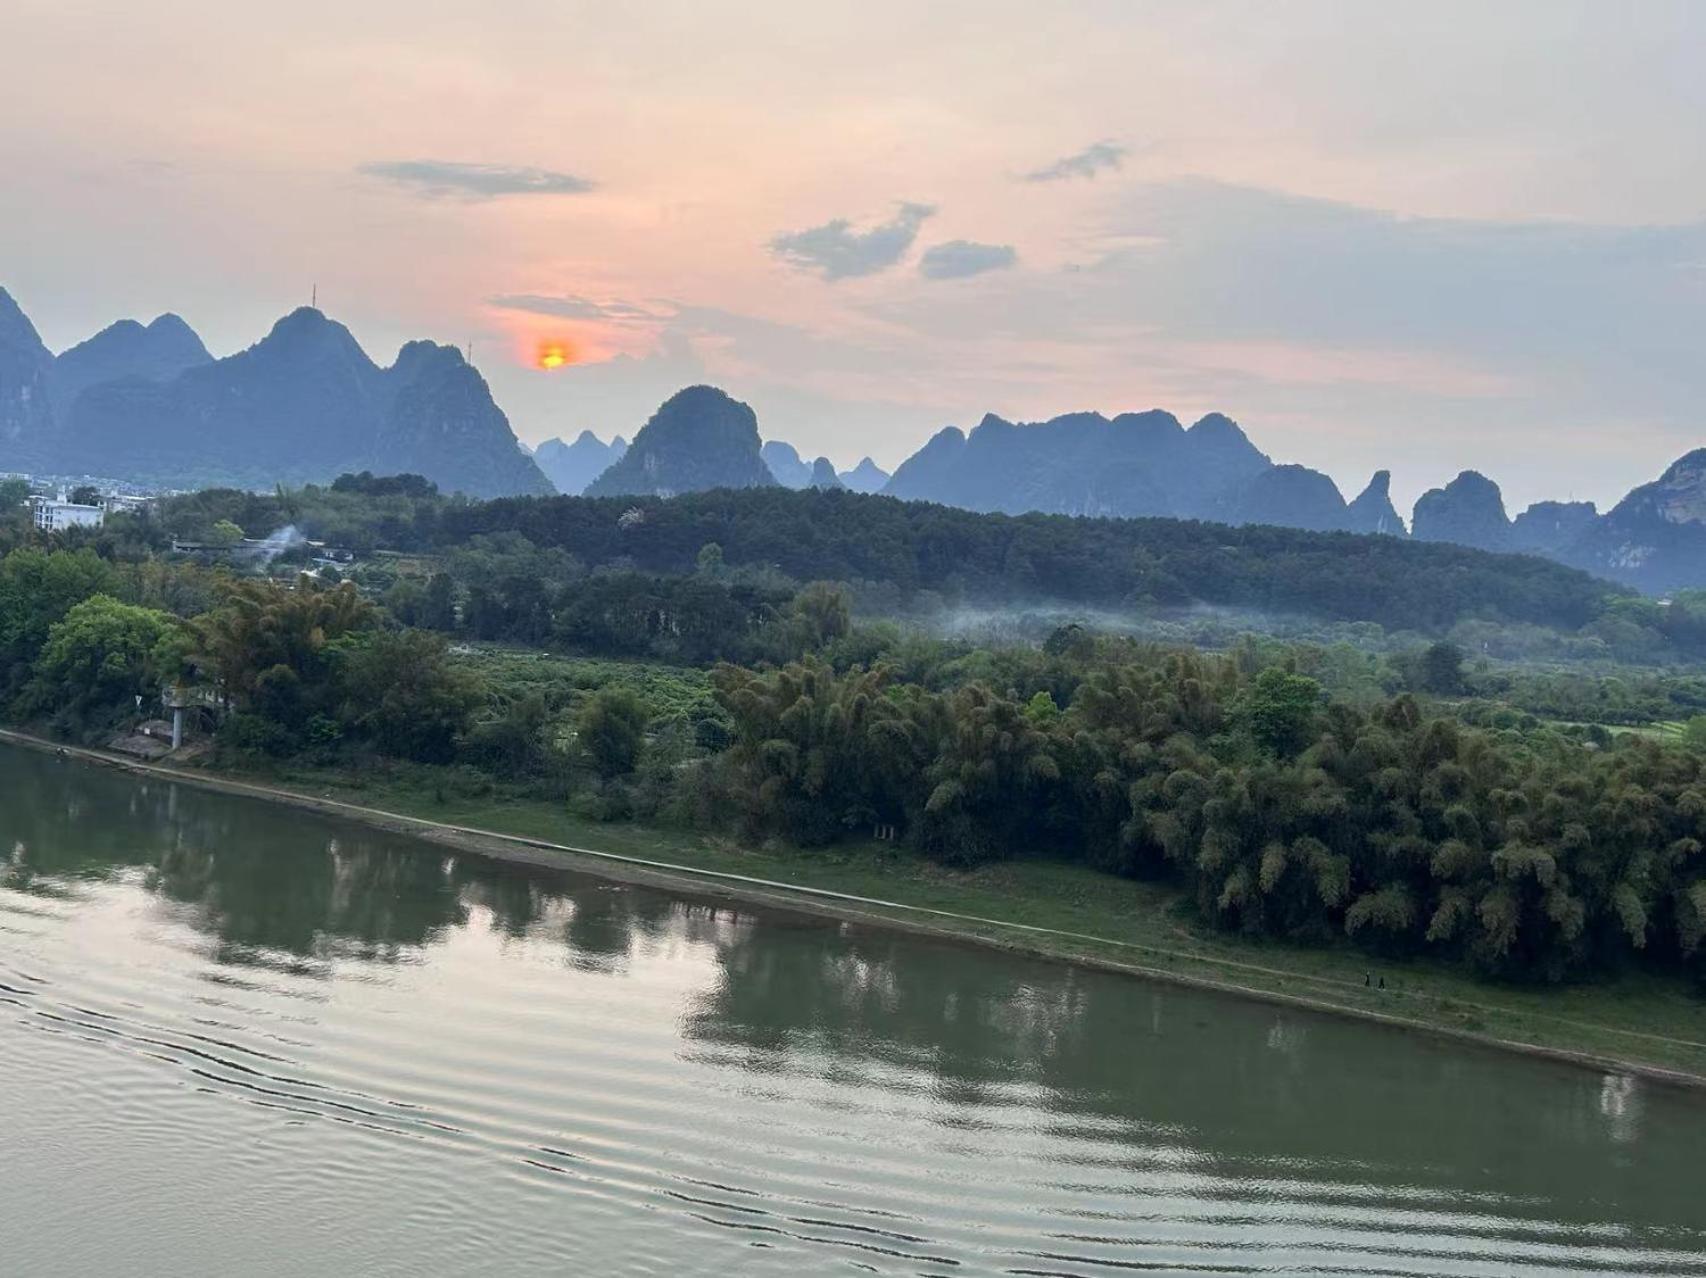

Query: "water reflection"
<box><xmin>4</xmin><ymin>745</ymin><xmax>1706</xmax><ymax>1275</ymax></box>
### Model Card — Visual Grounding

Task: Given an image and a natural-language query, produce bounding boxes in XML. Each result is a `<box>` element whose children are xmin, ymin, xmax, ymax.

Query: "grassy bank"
<box><xmin>124</xmin><ymin>746</ymin><xmax>1704</xmax><ymax>1087</ymax></box>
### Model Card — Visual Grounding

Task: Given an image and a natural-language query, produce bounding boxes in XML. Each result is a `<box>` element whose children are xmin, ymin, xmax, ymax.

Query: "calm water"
<box><xmin>3</xmin><ymin>746</ymin><xmax>1704</xmax><ymax>1276</ymax></box>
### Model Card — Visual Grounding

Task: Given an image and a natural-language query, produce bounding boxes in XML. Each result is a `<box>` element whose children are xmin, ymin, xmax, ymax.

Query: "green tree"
<box><xmin>420</xmin><ymin>573</ymin><xmax>457</xmax><ymax>631</ymax></box>
<box><xmin>791</xmin><ymin>581</ymin><xmax>851</xmax><ymax>648</ymax></box>
<box><xmin>28</xmin><ymin>595</ymin><xmax>186</xmax><ymax>721</ymax></box>
<box><xmin>0</xmin><ymin>547</ymin><xmax>119</xmax><ymax>690</ymax></box>
<box><xmin>0</xmin><ymin>478</ymin><xmax>29</xmax><ymax>512</ymax></box>
<box><xmin>69</xmin><ymin>485</ymin><xmax>102</xmax><ymax>507</ymax></box>
<box><xmin>1234</xmin><ymin>667</ymin><xmax>1323</xmax><ymax>758</ymax></box>
<box><xmin>209</xmin><ymin>519</ymin><xmax>245</xmax><ymax>547</ymax></box>
<box><xmin>577</xmin><ymin>686</ymin><xmax>649</xmax><ymax>779</ymax></box>
<box><xmin>1420</xmin><ymin>641</ymin><xmax>1467</xmax><ymax>695</ymax></box>
<box><xmin>696</xmin><ymin>541</ymin><xmax>726</xmax><ymax>579</ymax></box>
<box><xmin>333</xmin><ymin>629</ymin><xmax>482</xmax><ymax>763</ymax></box>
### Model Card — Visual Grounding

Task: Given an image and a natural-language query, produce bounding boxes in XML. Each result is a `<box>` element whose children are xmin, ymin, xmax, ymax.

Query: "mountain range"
<box><xmin>534</xmin><ymin>430</ymin><xmax>628</xmax><ymax>495</ymax></box>
<box><xmin>0</xmin><ymin>287</ymin><xmax>550</xmax><ymax>498</ymax></box>
<box><xmin>574</xmin><ymin>395</ymin><xmax>1706</xmax><ymax>594</ymax></box>
<box><xmin>6</xmin><ymin>284</ymin><xmax>1702</xmax><ymax>592</ymax></box>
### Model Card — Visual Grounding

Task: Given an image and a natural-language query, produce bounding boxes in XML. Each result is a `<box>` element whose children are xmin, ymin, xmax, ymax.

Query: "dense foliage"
<box><xmin>116</xmin><ymin>481</ymin><xmax>1629</xmax><ymax>636</ymax></box>
<box><xmin>8</xmin><ymin>486</ymin><xmax>1706</xmax><ymax>992</ymax></box>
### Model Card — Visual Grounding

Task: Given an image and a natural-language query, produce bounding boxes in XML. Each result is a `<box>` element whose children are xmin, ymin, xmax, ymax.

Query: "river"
<box><xmin>2</xmin><ymin>744</ymin><xmax>1704</xmax><ymax>1275</ymax></box>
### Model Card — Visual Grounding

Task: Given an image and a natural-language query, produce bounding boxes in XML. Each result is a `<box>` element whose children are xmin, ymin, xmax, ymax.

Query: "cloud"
<box><xmin>1022</xmin><ymin>140</ymin><xmax>1127</xmax><ymax>183</ymax></box>
<box><xmin>769</xmin><ymin>202</ymin><xmax>935</xmax><ymax>280</ymax></box>
<box><xmin>358</xmin><ymin>160</ymin><xmax>595</xmax><ymax>199</ymax></box>
<box><xmin>488</xmin><ymin>293</ymin><xmax>667</xmax><ymax>323</ymax></box>
<box><xmin>918</xmin><ymin>241</ymin><xmax>1017</xmax><ymax>280</ymax></box>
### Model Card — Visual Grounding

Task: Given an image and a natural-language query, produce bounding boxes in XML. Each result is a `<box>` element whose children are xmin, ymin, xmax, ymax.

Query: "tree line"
<box><xmin>96</xmin><ymin>476</ymin><xmax>1645</xmax><ymax>639</ymax></box>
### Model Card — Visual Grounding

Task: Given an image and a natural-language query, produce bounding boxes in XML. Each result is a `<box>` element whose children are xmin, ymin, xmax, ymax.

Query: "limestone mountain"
<box><xmin>49</xmin><ymin>313</ymin><xmax>211</xmax><ymax>417</ymax></box>
<box><xmin>1217</xmin><ymin>463</ymin><xmax>1351</xmax><ymax>532</ymax></box>
<box><xmin>48</xmin><ymin>304</ymin><xmax>549</xmax><ymax>497</ymax></box>
<box><xmin>371</xmin><ymin>341</ymin><xmax>555</xmax><ymax>499</ymax></box>
<box><xmin>1560</xmin><ymin>451</ymin><xmax>1706</xmax><ymax>593</ymax></box>
<box><xmin>585</xmin><ymin>385</ymin><xmax>777</xmax><ymax>498</ymax></box>
<box><xmin>1346</xmin><ymin>471</ymin><xmax>1407</xmax><ymax>536</ymax></box>
<box><xmin>761</xmin><ymin>440</ymin><xmax>813</xmax><ymax>488</ymax></box>
<box><xmin>808</xmin><ymin>456</ymin><xmax>844</xmax><ymax>489</ymax></box>
<box><xmin>1411</xmin><ymin>471</ymin><xmax>1513</xmax><ymax>552</ymax></box>
<box><xmin>881</xmin><ymin>409</ymin><xmax>1270</xmax><ymax>519</ymax></box>
<box><xmin>838</xmin><ymin>457</ymin><xmax>890</xmax><ymax>493</ymax></box>
<box><xmin>0</xmin><ymin>286</ymin><xmax>56</xmax><ymax>464</ymax></box>
<box><xmin>535</xmin><ymin>430</ymin><xmax>628</xmax><ymax>495</ymax></box>
<box><xmin>1511</xmin><ymin>500</ymin><xmax>1599</xmax><ymax>555</ymax></box>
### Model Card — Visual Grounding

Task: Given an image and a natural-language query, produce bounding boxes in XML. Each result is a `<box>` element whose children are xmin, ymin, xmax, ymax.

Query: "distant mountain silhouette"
<box><xmin>883</xmin><ymin>409</ymin><xmax>1272</xmax><ymax>518</ymax></box>
<box><xmin>0</xmin><ymin>290</ymin><xmax>549</xmax><ymax>497</ymax></box>
<box><xmin>838</xmin><ymin>457</ymin><xmax>889</xmax><ymax>493</ymax></box>
<box><xmin>11</xmin><ymin>281</ymin><xmax>1706</xmax><ymax>594</ymax></box>
<box><xmin>1412</xmin><ymin>471</ymin><xmax>1512</xmax><ymax>552</ymax></box>
<box><xmin>535</xmin><ymin>430</ymin><xmax>628</xmax><ymax>495</ymax></box>
<box><xmin>761</xmin><ymin>440</ymin><xmax>813</xmax><ymax>488</ymax></box>
<box><xmin>585</xmin><ymin>385</ymin><xmax>776</xmax><ymax>498</ymax></box>
<box><xmin>372</xmin><ymin>340</ymin><xmax>554</xmax><ymax>499</ymax></box>
<box><xmin>1561</xmin><ymin>452</ymin><xmax>1706</xmax><ymax>593</ymax></box>
<box><xmin>0</xmin><ymin>286</ymin><xmax>56</xmax><ymax>463</ymax></box>
<box><xmin>1346</xmin><ymin>471</ymin><xmax>1407</xmax><ymax>536</ymax></box>
<box><xmin>1218</xmin><ymin>463</ymin><xmax>1351</xmax><ymax>532</ymax></box>
<box><xmin>808</xmin><ymin>456</ymin><xmax>843</xmax><ymax>489</ymax></box>
<box><xmin>1511</xmin><ymin>500</ymin><xmax>1599</xmax><ymax>554</ymax></box>
<box><xmin>49</xmin><ymin>313</ymin><xmax>210</xmax><ymax>417</ymax></box>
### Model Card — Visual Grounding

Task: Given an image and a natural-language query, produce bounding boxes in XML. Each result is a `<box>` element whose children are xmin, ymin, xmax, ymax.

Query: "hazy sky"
<box><xmin>4</xmin><ymin>0</ymin><xmax>1704</xmax><ymax>511</ymax></box>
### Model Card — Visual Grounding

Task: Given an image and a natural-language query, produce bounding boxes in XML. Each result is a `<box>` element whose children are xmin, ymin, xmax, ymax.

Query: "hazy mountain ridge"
<box><xmin>6</xmin><ymin>282</ymin><xmax>1702</xmax><ymax>590</ymax></box>
<box><xmin>49</xmin><ymin>313</ymin><xmax>211</xmax><ymax>417</ymax></box>
<box><xmin>761</xmin><ymin>439</ymin><xmax>812</xmax><ymax>488</ymax></box>
<box><xmin>535</xmin><ymin>430</ymin><xmax>628</xmax><ymax>495</ymax></box>
<box><xmin>837</xmin><ymin>457</ymin><xmax>889</xmax><ymax>493</ymax></box>
<box><xmin>0</xmin><ymin>287</ymin><xmax>56</xmax><ymax>460</ymax></box>
<box><xmin>0</xmin><ymin>289</ymin><xmax>550</xmax><ymax>497</ymax></box>
<box><xmin>585</xmin><ymin>385</ymin><xmax>776</xmax><ymax>498</ymax></box>
<box><xmin>1562</xmin><ymin>451</ymin><xmax>1706</xmax><ymax>593</ymax></box>
<box><xmin>581</xmin><ymin>391</ymin><xmax>1704</xmax><ymax>593</ymax></box>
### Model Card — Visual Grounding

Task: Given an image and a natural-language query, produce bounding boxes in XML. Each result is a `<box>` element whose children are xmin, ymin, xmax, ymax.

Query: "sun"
<box><xmin>536</xmin><ymin>340</ymin><xmax>573</xmax><ymax>370</ymax></box>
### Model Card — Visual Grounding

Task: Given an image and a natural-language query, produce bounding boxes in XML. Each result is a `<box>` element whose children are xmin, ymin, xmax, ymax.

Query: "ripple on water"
<box><xmin>4</xmin><ymin>757</ymin><xmax>1706</xmax><ymax>1277</ymax></box>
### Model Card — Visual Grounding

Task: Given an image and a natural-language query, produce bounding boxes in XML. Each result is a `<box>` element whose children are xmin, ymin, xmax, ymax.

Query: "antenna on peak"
<box><xmin>311</xmin><ymin>283</ymin><xmax>318</xmax><ymax>309</ymax></box>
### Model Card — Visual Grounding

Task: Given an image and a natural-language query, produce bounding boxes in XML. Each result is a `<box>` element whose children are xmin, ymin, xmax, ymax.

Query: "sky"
<box><xmin>3</xmin><ymin>0</ymin><xmax>1704</xmax><ymax>513</ymax></box>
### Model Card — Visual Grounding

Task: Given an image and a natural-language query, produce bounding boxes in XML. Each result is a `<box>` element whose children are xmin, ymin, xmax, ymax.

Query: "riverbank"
<box><xmin>6</xmin><ymin>726</ymin><xmax>1706</xmax><ymax>1089</ymax></box>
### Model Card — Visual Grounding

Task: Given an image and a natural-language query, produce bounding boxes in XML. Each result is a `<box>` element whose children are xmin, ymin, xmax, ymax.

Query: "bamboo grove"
<box><xmin>703</xmin><ymin>655</ymin><xmax>1706</xmax><ymax>985</ymax></box>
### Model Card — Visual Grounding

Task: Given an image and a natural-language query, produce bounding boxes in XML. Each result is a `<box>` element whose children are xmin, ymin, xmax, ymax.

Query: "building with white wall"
<box><xmin>32</xmin><ymin>497</ymin><xmax>105</xmax><ymax>532</ymax></box>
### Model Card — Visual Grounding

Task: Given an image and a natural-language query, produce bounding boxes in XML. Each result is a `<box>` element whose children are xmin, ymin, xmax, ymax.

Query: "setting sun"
<box><xmin>535</xmin><ymin>340</ymin><xmax>572</xmax><ymax>370</ymax></box>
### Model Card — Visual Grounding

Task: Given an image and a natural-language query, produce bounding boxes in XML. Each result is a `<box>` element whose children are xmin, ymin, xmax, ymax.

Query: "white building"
<box><xmin>32</xmin><ymin>497</ymin><xmax>105</xmax><ymax>533</ymax></box>
<box><xmin>103</xmin><ymin>493</ymin><xmax>151</xmax><ymax>516</ymax></box>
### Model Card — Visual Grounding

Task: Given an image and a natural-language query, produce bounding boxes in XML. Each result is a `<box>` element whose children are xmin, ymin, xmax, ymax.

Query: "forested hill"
<box><xmin>152</xmin><ymin>482</ymin><xmax>1620</xmax><ymax>634</ymax></box>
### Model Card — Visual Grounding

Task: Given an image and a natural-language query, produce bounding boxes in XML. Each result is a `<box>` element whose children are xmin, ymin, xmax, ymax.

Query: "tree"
<box><xmin>28</xmin><ymin>595</ymin><xmax>186</xmax><ymax>721</ymax></box>
<box><xmin>0</xmin><ymin>478</ymin><xmax>29</xmax><ymax>512</ymax></box>
<box><xmin>1420</xmin><ymin>641</ymin><xmax>1467</xmax><ymax>695</ymax></box>
<box><xmin>0</xmin><ymin>547</ymin><xmax>119</xmax><ymax>690</ymax></box>
<box><xmin>69</xmin><ymin>485</ymin><xmax>102</xmax><ymax>507</ymax></box>
<box><xmin>791</xmin><ymin>581</ymin><xmax>851</xmax><ymax>647</ymax></box>
<box><xmin>193</xmin><ymin>577</ymin><xmax>378</xmax><ymax>704</ymax></box>
<box><xmin>577</xmin><ymin>686</ymin><xmax>649</xmax><ymax>779</ymax></box>
<box><xmin>696</xmin><ymin>541</ymin><xmax>726</xmax><ymax>579</ymax></box>
<box><xmin>1684</xmin><ymin>716</ymin><xmax>1706</xmax><ymax>751</ymax></box>
<box><xmin>332</xmin><ymin>629</ymin><xmax>483</xmax><ymax>763</ymax></box>
<box><xmin>210</xmin><ymin>519</ymin><xmax>245</xmax><ymax>547</ymax></box>
<box><xmin>421</xmin><ymin>573</ymin><xmax>457</xmax><ymax>631</ymax></box>
<box><xmin>1234</xmin><ymin>667</ymin><xmax>1322</xmax><ymax>758</ymax></box>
